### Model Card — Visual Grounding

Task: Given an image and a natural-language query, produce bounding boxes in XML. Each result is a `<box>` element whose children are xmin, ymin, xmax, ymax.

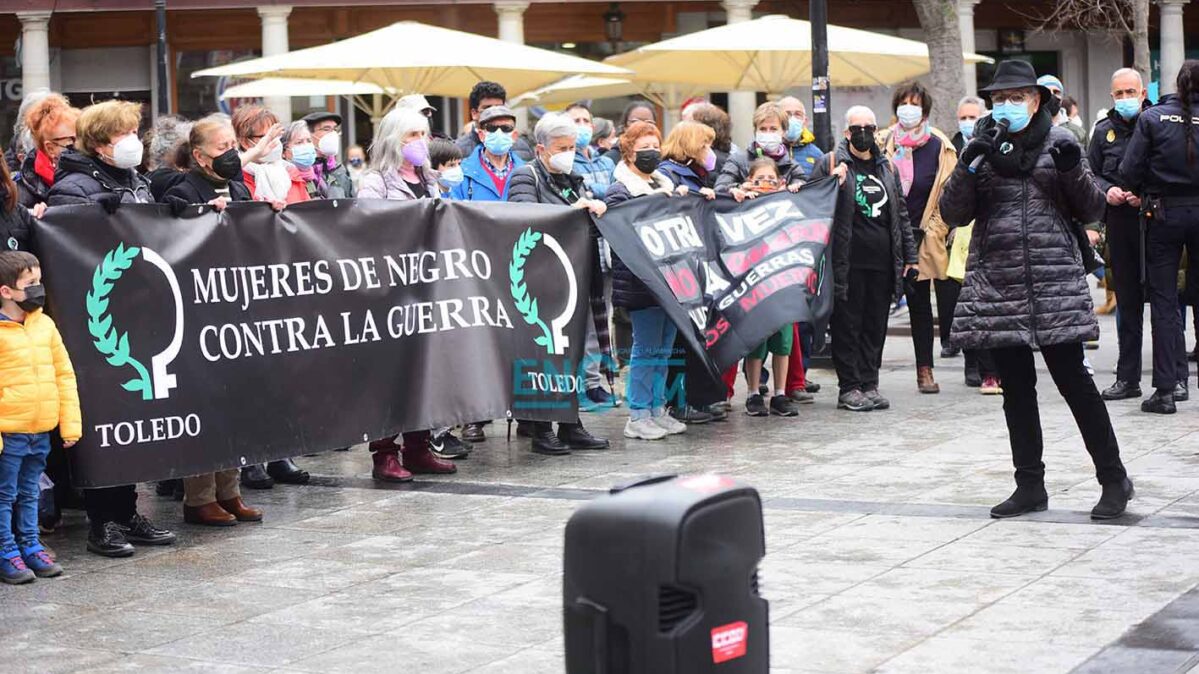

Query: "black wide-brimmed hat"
<box><xmin>979</xmin><ymin>60</ymin><xmax>1053</xmax><ymax>103</ymax></box>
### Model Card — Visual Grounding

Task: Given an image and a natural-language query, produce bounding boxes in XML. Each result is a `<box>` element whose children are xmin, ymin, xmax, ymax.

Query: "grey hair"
<box><xmin>13</xmin><ymin>90</ymin><xmax>53</xmax><ymax>154</ymax></box>
<box><xmin>957</xmin><ymin>95</ymin><xmax>985</xmax><ymax>112</ymax></box>
<box><xmin>844</xmin><ymin>105</ymin><xmax>877</xmax><ymax>126</ymax></box>
<box><xmin>777</xmin><ymin>95</ymin><xmax>805</xmax><ymax>113</ymax></box>
<box><xmin>281</xmin><ymin>120</ymin><xmax>311</xmax><ymax>150</ymax></box>
<box><xmin>593</xmin><ymin>117</ymin><xmax>614</xmax><ymax>142</ymax></box>
<box><xmin>145</xmin><ymin>115</ymin><xmax>193</xmax><ymax>171</ymax></box>
<box><xmin>368</xmin><ymin>107</ymin><xmax>430</xmax><ymax>174</ymax></box>
<box><xmin>1112</xmin><ymin>67</ymin><xmax>1144</xmax><ymax>87</ymax></box>
<box><xmin>532</xmin><ymin>112</ymin><xmax>578</xmax><ymax>147</ymax></box>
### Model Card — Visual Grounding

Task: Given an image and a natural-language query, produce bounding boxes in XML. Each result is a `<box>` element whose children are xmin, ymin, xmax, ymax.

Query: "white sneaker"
<box><xmin>624</xmin><ymin>417</ymin><xmax>668</xmax><ymax>440</ymax></box>
<box><xmin>651</xmin><ymin>413</ymin><xmax>687</xmax><ymax>435</ymax></box>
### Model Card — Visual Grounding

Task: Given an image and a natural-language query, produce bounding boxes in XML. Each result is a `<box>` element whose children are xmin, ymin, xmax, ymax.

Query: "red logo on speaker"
<box><xmin>711</xmin><ymin>621</ymin><xmax>748</xmax><ymax>664</ymax></box>
<box><xmin>679</xmin><ymin>474</ymin><xmax>735</xmax><ymax>493</ymax></box>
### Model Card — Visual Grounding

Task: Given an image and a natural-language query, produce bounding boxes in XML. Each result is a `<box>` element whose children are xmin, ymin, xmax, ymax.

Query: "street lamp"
<box><xmin>604</xmin><ymin>2</ymin><xmax>625</xmax><ymax>46</ymax></box>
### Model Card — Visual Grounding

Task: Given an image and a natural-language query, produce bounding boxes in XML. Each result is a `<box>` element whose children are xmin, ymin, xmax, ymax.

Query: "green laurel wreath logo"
<box><xmin>509</xmin><ymin>228</ymin><xmax>554</xmax><ymax>353</ymax></box>
<box><xmin>87</xmin><ymin>243</ymin><xmax>153</xmax><ymax>400</ymax></box>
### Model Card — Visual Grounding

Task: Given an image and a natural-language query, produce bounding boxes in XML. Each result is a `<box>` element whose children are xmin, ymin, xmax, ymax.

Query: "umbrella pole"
<box><xmin>810</xmin><ymin>0</ymin><xmax>833</xmax><ymax>151</ymax></box>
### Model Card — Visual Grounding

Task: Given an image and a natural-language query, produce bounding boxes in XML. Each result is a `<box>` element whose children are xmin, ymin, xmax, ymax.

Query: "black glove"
<box><xmin>1049</xmin><ymin>140</ymin><xmax>1082</xmax><ymax>172</ymax></box>
<box><xmin>165</xmin><ymin>195</ymin><xmax>189</xmax><ymax>218</ymax></box>
<box><xmin>95</xmin><ymin>192</ymin><xmax>121</xmax><ymax>215</ymax></box>
<box><xmin>959</xmin><ymin>132</ymin><xmax>997</xmax><ymax>169</ymax></box>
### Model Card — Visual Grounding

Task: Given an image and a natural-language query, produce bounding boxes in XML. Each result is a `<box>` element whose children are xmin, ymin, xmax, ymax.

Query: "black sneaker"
<box><xmin>461</xmin><ymin>423</ymin><xmax>486</xmax><ymax>443</ymax></box>
<box><xmin>87</xmin><ymin>521</ymin><xmax>135</xmax><ymax>558</ymax></box>
<box><xmin>788</xmin><ymin>389</ymin><xmax>815</xmax><ymax>405</ymax></box>
<box><xmin>769</xmin><ymin>395</ymin><xmax>799</xmax><ymax>417</ymax></box>
<box><xmin>1174</xmin><ymin>381</ymin><xmax>1189</xmax><ymax>402</ymax></box>
<box><xmin>429</xmin><ymin>431</ymin><xmax>470</xmax><ymax>460</ymax></box>
<box><xmin>703</xmin><ymin>403</ymin><xmax>729</xmax><ymax>422</ymax></box>
<box><xmin>584</xmin><ymin>387</ymin><xmax>620</xmax><ymax>409</ymax></box>
<box><xmin>837</xmin><ymin>389</ymin><xmax>873</xmax><ymax>412</ymax></box>
<box><xmin>863</xmin><ymin>389</ymin><xmax>890</xmax><ymax>410</ymax></box>
<box><xmin>670</xmin><ymin>405</ymin><xmax>714</xmax><ymax>424</ymax></box>
<box><xmin>745</xmin><ymin>394</ymin><xmax>769</xmax><ymax>417</ymax></box>
<box><xmin>118</xmin><ymin>513</ymin><xmax>176</xmax><ymax>546</ymax></box>
<box><xmin>1141</xmin><ymin>390</ymin><xmax>1177</xmax><ymax>415</ymax></box>
<box><xmin>940</xmin><ymin>344</ymin><xmax>961</xmax><ymax>358</ymax></box>
<box><xmin>1101</xmin><ymin>380</ymin><xmax>1142</xmax><ymax>401</ymax></box>
<box><xmin>803</xmin><ymin>381</ymin><xmax>821</xmax><ymax>394</ymax></box>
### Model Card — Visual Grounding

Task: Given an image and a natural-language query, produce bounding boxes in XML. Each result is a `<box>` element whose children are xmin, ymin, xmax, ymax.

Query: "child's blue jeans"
<box><xmin>0</xmin><ymin>433</ymin><xmax>51</xmax><ymax>555</ymax></box>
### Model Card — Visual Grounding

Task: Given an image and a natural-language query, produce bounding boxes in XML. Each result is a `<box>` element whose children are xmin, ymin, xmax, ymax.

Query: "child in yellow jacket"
<box><xmin>0</xmin><ymin>251</ymin><xmax>81</xmax><ymax>584</ymax></box>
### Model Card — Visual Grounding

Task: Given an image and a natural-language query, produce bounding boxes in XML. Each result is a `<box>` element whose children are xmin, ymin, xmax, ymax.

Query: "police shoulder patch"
<box><xmin>1106</xmin><ymin>129</ymin><xmax>1116</xmax><ymax>143</ymax></box>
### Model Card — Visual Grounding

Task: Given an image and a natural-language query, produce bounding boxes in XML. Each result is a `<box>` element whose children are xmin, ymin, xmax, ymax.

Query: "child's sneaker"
<box><xmin>21</xmin><ymin>545</ymin><xmax>62</xmax><ymax>578</ymax></box>
<box><xmin>0</xmin><ymin>552</ymin><xmax>35</xmax><ymax>584</ymax></box>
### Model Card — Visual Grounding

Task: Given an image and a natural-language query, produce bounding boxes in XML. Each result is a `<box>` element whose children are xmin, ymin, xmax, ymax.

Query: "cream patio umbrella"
<box><xmin>219</xmin><ymin>77</ymin><xmax>393</xmax><ymax>100</ymax></box>
<box><xmin>605</xmin><ymin>14</ymin><xmax>992</xmax><ymax>94</ymax></box>
<box><xmin>509</xmin><ymin>75</ymin><xmax>711</xmax><ymax>131</ymax></box>
<box><xmin>193</xmin><ymin>21</ymin><xmax>631</xmax><ymax>97</ymax></box>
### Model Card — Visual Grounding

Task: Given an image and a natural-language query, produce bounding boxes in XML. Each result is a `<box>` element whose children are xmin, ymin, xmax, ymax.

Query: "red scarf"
<box><xmin>33</xmin><ymin>151</ymin><xmax>55</xmax><ymax>187</ymax></box>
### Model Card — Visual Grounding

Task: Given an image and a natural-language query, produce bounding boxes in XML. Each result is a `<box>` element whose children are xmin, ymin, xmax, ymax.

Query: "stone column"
<box><xmin>17</xmin><ymin>12</ymin><xmax>52</xmax><ymax>97</ymax></box>
<box><xmin>723</xmin><ymin>0</ymin><xmax>759</xmax><ymax>147</ymax></box>
<box><xmin>958</xmin><ymin>0</ymin><xmax>982</xmax><ymax>95</ymax></box>
<box><xmin>1158</xmin><ymin>0</ymin><xmax>1190</xmax><ymax>95</ymax></box>
<box><xmin>494</xmin><ymin>2</ymin><xmax>530</xmax><ymax>132</ymax></box>
<box><xmin>258</xmin><ymin>5</ymin><xmax>293</xmax><ymax>122</ymax></box>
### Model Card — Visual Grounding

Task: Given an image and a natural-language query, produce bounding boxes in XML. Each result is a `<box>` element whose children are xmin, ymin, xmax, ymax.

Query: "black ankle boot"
<box><xmin>558</xmin><ymin>422</ymin><xmax>609</xmax><ymax>450</ymax></box>
<box><xmin>87</xmin><ymin>521</ymin><xmax>135</xmax><ymax>558</ymax></box>
<box><xmin>531</xmin><ymin>422</ymin><xmax>570</xmax><ymax>456</ymax></box>
<box><xmin>1142</xmin><ymin>390</ymin><xmax>1177</xmax><ymax>414</ymax></box>
<box><xmin>990</xmin><ymin>484</ymin><xmax>1049</xmax><ymax>519</ymax></box>
<box><xmin>1091</xmin><ymin>478</ymin><xmax>1135</xmax><ymax>520</ymax></box>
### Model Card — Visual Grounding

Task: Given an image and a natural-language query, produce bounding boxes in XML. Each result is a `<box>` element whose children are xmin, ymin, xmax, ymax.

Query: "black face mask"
<box><xmin>211</xmin><ymin>148</ymin><xmax>242</xmax><ymax>180</ymax></box>
<box><xmin>16</xmin><ymin>284</ymin><xmax>45</xmax><ymax>312</ymax></box>
<box><xmin>633</xmin><ymin>149</ymin><xmax>661</xmax><ymax>174</ymax></box>
<box><xmin>849</xmin><ymin>128</ymin><xmax>875</xmax><ymax>153</ymax></box>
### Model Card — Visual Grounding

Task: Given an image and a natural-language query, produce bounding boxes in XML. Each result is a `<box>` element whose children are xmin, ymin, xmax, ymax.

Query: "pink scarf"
<box><xmin>892</xmin><ymin>122</ymin><xmax>932</xmax><ymax>197</ymax></box>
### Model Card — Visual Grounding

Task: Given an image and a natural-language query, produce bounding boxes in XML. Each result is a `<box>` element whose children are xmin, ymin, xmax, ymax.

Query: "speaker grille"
<box><xmin>751</xmin><ymin>569</ymin><xmax>761</xmax><ymax>595</ymax></box>
<box><xmin>658</xmin><ymin>585</ymin><xmax>699</xmax><ymax>632</ymax></box>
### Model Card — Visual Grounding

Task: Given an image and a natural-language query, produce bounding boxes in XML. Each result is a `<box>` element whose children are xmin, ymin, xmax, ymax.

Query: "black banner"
<box><xmin>596</xmin><ymin>180</ymin><xmax>836</xmax><ymax>378</ymax></box>
<box><xmin>33</xmin><ymin>199</ymin><xmax>593</xmax><ymax>487</ymax></box>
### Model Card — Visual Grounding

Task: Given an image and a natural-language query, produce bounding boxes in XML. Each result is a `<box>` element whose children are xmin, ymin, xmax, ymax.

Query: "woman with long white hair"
<box><xmin>358</xmin><ymin>107</ymin><xmax>439</xmax><ymax>200</ymax></box>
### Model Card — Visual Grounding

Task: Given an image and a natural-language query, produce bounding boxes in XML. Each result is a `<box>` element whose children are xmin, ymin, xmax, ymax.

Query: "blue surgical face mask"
<box><xmin>575</xmin><ymin>125</ymin><xmax>593</xmax><ymax>149</ymax></box>
<box><xmin>958</xmin><ymin>119</ymin><xmax>976</xmax><ymax>140</ymax></box>
<box><xmin>1113</xmin><ymin>97</ymin><xmax>1141</xmax><ymax>121</ymax></box>
<box><xmin>785</xmin><ymin>116</ymin><xmax>804</xmax><ymax>142</ymax></box>
<box><xmin>483</xmin><ymin>130</ymin><xmax>515</xmax><ymax>155</ymax></box>
<box><xmin>290</xmin><ymin>143</ymin><xmax>317</xmax><ymax>168</ymax></box>
<box><xmin>992</xmin><ymin>101</ymin><xmax>1031</xmax><ymax>133</ymax></box>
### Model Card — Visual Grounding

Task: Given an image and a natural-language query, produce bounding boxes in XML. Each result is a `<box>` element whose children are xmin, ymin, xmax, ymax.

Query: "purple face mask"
<box><xmin>702</xmin><ymin>148</ymin><xmax>717</xmax><ymax>171</ymax></box>
<box><xmin>402</xmin><ymin>139</ymin><xmax>429</xmax><ymax>167</ymax></box>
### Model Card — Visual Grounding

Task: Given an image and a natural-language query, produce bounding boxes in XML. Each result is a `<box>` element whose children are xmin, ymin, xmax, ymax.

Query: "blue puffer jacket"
<box><xmin>657</xmin><ymin>159</ymin><xmax>710</xmax><ymax>192</ymax></box>
<box><xmin>449</xmin><ymin>145</ymin><xmax>525</xmax><ymax>202</ymax></box>
<box><xmin>788</xmin><ymin>130</ymin><xmax>824</xmax><ymax>178</ymax></box>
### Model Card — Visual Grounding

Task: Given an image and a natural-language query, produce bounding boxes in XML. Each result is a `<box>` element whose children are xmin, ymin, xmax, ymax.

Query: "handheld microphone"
<box><xmin>968</xmin><ymin>118</ymin><xmax>1010</xmax><ymax>174</ymax></box>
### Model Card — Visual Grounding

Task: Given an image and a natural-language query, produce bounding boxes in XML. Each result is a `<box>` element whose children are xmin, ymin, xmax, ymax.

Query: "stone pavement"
<box><xmin>5</xmin><ymin>307</ymin><xmax>1199</xmax><ymax>674</ymax></box>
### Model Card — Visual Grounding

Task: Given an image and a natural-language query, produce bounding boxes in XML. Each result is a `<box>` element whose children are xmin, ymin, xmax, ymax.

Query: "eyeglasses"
<box><xmin>315</xmin><ymin>125</ymin><xmax>340</xmax><ymax>134</ymax></box>
<box><xmin>751</xmin><ymin>177</ymin><xmax>779</xmax><ymax>187</ymax></box>
<box><xmin>991</xmin><ymin>91</ymin><xmax>1032</xmax><ymax>105</ymax></box>
<box><xmin>848</xmin><ymin>125</ymin><xmax>877</xmax><ymax>134</ymax></box>
<box><xmin>484</xmin><ymin>124</ymin><xmax>515</xmax><ymax>134</ymax></box>
<box><xmin>50</xmin><ymin>135</ymin><xmax>76</xmax><ymax>147</ymax></box>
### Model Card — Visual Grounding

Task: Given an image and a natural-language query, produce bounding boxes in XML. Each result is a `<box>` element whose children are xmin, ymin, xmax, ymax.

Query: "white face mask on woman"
<box><xmin>106</xmin><ymin>133</ymin><xmax>143</xmax><ymax>169</ymax></box>
<box><xmin>548</xmin><ymin>150</ymin><xmax>576</xmax><ymax>173</ymax></box>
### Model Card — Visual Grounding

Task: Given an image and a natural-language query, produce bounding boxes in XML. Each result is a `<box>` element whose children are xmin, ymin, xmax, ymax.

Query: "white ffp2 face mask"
<box><xmin>548</xmin><ymin>150</ymin><xmax>576</xmax><ymax>173</ymax></box>
<box><xmin>318</xmin><ymin>132</ymin><xmax>341</xmax><ymax>157</ymax></box>
<box><xmin>108</xmin><ymin>133</ymin><xmax>143</xmax><ymax>169</ymax></box>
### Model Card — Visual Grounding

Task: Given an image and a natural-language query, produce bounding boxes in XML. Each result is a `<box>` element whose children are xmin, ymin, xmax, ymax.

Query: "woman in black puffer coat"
<box><xmin>939</xmin><ymin>60</ymin><xmax>1132</xmax><ymax>521</ymax></box>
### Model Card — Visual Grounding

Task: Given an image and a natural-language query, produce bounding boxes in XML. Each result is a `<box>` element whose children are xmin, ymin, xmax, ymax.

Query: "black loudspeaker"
<box><xmin>563</xmin><ymin>474</ymin><xmax>768</xmax><ymax>673</ymax></box>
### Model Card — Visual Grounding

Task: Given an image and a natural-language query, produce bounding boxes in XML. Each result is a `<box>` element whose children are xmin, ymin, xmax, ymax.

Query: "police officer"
<box><xmin>1090</xmin><ymin>68</ymin><xmax>1150</xmax><ymax>402</ymax></box>
<box><xmin>1121</xmin><ymin>60</ymin><xmax>1199</xmax><ymax>415</ymax></box>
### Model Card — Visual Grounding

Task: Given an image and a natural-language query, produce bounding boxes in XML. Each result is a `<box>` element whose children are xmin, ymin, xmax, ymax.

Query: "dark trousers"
<box><xmin>84</xmin><ymin>485</ymin><xmax>138</xmax><ymax>525</ymax></box>
<box><xmin>905</xmin><ymin>277</ymin><xmax>960</xmax><ymax>368</ymax></box>
<box><xmin>666</xmin><ymin>334</ymin><xmax>724</xmax><ymax>409</ymax></box>
<box><xmin>832</xmin><ymin>268</ymin><xmax>892</xmax><ymax>394</ymax></box>
<box><xmin>1145</xmin><ymin>205</ymin><xmax>1199</xmax><ymax>391</ymax></box>
<box><xmin>1106</xmin><ymin>205</ymin><xmax>1145</xmax><ymax>384</ymax></box>
<box><xmin>991</xmin><ymin>343</ymin><xmax>1127</xmax><ymax>488</ymax></box>
<box><xmin>965</xmin><ymin>349</ymin><xmax>998</xmax><ymax>378</ymax></box>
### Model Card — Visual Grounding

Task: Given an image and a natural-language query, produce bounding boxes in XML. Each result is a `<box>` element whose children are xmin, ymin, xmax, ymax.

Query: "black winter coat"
<box><xmin>507</xmin><ymin>160</ymin><xmax>586</xmax><ymax>206</ymax></box>
<box><xmin>714</xmin><ymin>146</ymin><xmax>806</xmax><ymax>194</ymax></box>
<box><xmin>809</xmin><ymin>140</ymin><xmax>917</xmax><ymax>302</ymax></box>
<box><xmin>939</xmin><ymin>125</ymin><xmax>1104</xmax><ymax>349</ymax></box>
<box><xmin>1120</xmin><ymin>93</ymin><xmax>1199</xmax><ymax>196</ymax></box>
<box><xmin>0</xmin><ymin>188</ymin><xmax>33</xmax><ymax>252</ymax></box>
<box><xmin>47</xmin><ymin>150</ymin><xmax>152</xmax><ymax>206</ymax></box>
<box><xmin>161</xmin><ymin>170</ymin><xmax>252</xmax><ymax>206</ymax></box>
<box><xmin>1088</xmin><ymin>105</ymin><xmax>1145</xmax><ymax>196</ymax></box>
<box><xmin>15</xmin><ymin>152</ymin><xmax>50</xmax><ymax>208</ymax></box>
<box><xmin>605</xmin><ymin>181</ymin><xmax>663</xmax><ymax>310</ymax></box>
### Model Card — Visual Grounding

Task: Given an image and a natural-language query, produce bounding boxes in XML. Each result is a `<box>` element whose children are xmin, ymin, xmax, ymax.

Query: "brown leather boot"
<box><xmin>371</xmin><ymin>449</ymin><xmax>413</xmax><ymax>483</ymax></box>
<box><xmin>1096</xmin><ymin>287</ymin><xmax>1117</xmax><ymax>315</ymax></box>
<box><xmin>217</xmin><ymin>497</ymin><xmax>263</xmax><ymax>522</ymax></box>
<box><xmin>401</xmin><ymin>433</ymin><xmax>458</xmax><ymax>475</ymax></box>
<box><xmin>917</xmin><ymin>366</ymin><xmax>940</xmax><ymax>394</ymax></box>
<box><xmin>184</xmin><ymin>502</ymin><xmax>238</xmax><ymax>527</ymax></box>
